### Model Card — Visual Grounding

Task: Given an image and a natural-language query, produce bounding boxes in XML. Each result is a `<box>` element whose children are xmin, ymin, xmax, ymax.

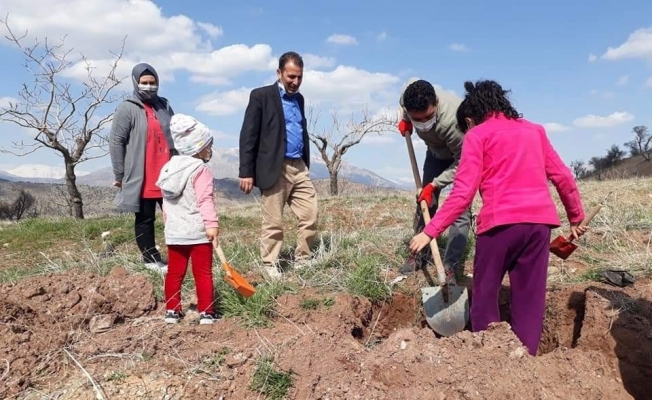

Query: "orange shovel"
<box><xmin>214</xmin><ymin>244</ymin><xmax>256</xmax><ymax>298</ymax></box>
<box><xmin>549</xmin><ymin>204</ymin><xmax>602</xmax><ymax>260</ymax></box>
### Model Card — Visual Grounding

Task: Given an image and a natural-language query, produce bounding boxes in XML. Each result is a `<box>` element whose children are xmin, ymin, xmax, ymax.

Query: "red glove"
<box><xmin>397</xmin><ymin>119</ymin><xmax>413</xmax><ymax>137</ymax></box>
<box><xmin>417</xmin><ymin>183</ymin><xmax>436</xmax><ymax>206</ymax></box>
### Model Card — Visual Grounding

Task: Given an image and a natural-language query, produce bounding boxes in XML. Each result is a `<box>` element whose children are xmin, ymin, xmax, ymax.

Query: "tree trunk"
<box><xmin>329</xmin><ymin>171</ymin><xmax>339</xmax><ymax>196</ymax></box>
<box><xmin>64</xmin><ymin>160</ymin><xmax>84</xmax><ymax>219</ymax></box>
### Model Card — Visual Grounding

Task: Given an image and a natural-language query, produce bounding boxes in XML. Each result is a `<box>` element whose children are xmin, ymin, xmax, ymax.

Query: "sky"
<box><xmin>0</xmin><ymin>0</ymin><xmax>651</xmax><ymax>184</ymax></box>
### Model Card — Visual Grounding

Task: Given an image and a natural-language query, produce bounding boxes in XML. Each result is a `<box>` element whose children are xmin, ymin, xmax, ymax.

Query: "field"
<box><xmin>0</xmin><ymin>177</ymin><xmax>650</xmax><ymax>399</ymax></box>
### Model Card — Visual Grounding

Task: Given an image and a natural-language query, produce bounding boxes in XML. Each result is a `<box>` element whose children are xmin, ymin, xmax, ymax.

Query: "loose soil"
<box><xmin>1</xmin><ymin>267</ymin><xmax>650</xmax><ymax>399</ymax></box>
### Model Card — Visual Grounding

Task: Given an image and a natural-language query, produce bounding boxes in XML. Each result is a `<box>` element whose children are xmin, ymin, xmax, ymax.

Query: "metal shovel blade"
<box><xmin>421</xmin><ymin>285</ymin><xmax>470</xmax><ymax>337</ymax></box>
<box><xmin>549</xmin><ymin>235</ymin><xmax>577</xmax><ymax>260</ymax></box>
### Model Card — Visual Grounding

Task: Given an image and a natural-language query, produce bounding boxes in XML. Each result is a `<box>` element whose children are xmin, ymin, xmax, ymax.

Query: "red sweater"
<box><xmin>141</xmin><ymin>104</ymin><xmax>170</xmax><ymax>199</ymax></box>
<box><xmin>424</xmin><ymin>114</ymin><xmax>585</xmax><ymax>237</ymax></box>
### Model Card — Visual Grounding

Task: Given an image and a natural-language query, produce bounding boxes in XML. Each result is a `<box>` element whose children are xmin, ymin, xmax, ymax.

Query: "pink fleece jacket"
<box><xmin>423</xmin><ymin>114</ymin><xmax>585</xmax><ymax>238</ymax></box>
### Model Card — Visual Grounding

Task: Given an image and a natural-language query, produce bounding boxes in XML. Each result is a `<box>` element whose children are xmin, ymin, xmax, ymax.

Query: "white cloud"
<box><xmin>194</xmin><ymin>65</ymin><xmax>401</xmax><ymax>117</ymax></box>
<box><xmin>197</xmin><ymin>22</ymin><xmax>223</xmax><ymax>38</ymax></box>
<box><xmin>195</xmin><ymin>87</ymin><xmax>251</xmax><ymax>116</ymax></box>
<box><xmin>2</xmin><ymin>0</ymin><xmax>274</xmax><ymax>87</ymax></box>
<box><xmin>376</xmin><ymin>31</ymin><xmax>388</xmax><ymax>41</ymax></box>
<box><xmin>588</xmin><ymin>54</ymin><xmax>598</xmax><ymax>62</ymax></box>
<box><xmin>0</xmin><ymin>96</ymin><xmax>18</xmax><ymax>109</ymax></box>
<box><xmin>371</xmin><ymin>106</ymin><xmax>399</xmax><ymax>123</ymax></box>
<box><xmin>448</xmin><ymin>43</ymin><xmax>469</xmax><ymax>52</ymax></box>
<box><xmin>646</xmin><ymin>76</ymin><xmax>652</xmax><ymax>88</ymax></box>
<box><xmin>4</xmin><ymin>0</ymin><xmax>403</xmax><ymax>123</ymax></box>
<box><xmin>303</xmin><ymin>54</ymin><xmax>336</xmax><ymax>69</ymax></box>
<box><xmin>362</xmin><ymin>134</ymin><xmax>396</xmax><ymax>145</ymax></box>
<box><xmin>209</xmin><ymin>130</ymin><xmax>234</xmax><ymax>140</ymax></box>
<box><xmin>617</xmin><ymin>75</ymin><xmax>629</xmax><ymax>86</ymax></box>
<box><xmin>2</xmin><ymin>0</ymin><xmax>209</xmax><ymax>58</ymax></box>
<box><xmin>601</xmin><ymin>28</ymin><xmax>652</xmax><ymax>60</ymax></box>
<box><xmin>572</xmin><ymin>111</ymin><xmax>635</xmax><ymax>128</ymax></box>
<box><xmin>543</xmin><ymin>123</ymin><xmax>571</xmax><ymax>133</ymax></box>
<box><xmin>326</xmin><ymin>34</ymin><xmax>359</xmax><ymax>46</ymax></box>
<box><xmin>302</xmin><ymin>66</ymin><xmax>399</xmax><ymax>109</ymax></box>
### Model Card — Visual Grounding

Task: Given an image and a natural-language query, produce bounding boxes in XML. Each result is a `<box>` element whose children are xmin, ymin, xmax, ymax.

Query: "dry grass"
<box><xmin>0</xmin><ymin>177</ymin><xmax>650</xmax><ymax>294</ymax></box>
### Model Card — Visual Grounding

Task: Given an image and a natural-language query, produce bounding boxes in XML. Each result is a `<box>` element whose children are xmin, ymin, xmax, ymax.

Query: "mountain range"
<box><xmin>0</xmin><ymin>148</ymin><xmax>408</xmax><ymax>189</ymax></box>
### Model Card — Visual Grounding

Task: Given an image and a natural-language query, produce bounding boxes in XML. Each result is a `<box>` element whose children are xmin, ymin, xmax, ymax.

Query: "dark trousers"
<box><xmin>135</xmin><ymin>198</ymin><xmax>163</xmax><ymax>263</ymax></box>
<box><xmin>472</xmin><ymin>223</ymin><xmax>551</xmax><ymax>356</ymax></box>
<box><xmin>413</xmin><ymin>151</ymin><xmax>472</xmax><ymax>274</ymax></box>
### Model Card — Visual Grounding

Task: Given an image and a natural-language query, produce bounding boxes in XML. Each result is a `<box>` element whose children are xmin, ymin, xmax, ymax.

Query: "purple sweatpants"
<box><xmin>471</xmin><ymin>223</ymin><xmax>551</xmax><ymax>356</ymax></box>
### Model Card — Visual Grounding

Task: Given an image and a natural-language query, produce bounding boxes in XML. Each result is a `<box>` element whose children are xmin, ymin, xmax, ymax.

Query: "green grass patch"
<box><xmin>219</xmin><ymin>214</ymin><xmax>259</xmax><ymax>230</ymax></box>
<box><xmin>299</xmin><ymin>296</ymin><xmax>335</xmax><ymax>310</ymax></box>
<box><xmin>250</xmin><ymin>356</ymin><xmax>294</xmax><ymax>400</ymax></box>
<box><xmin>345</xmin><ymin>255</ymin><xmax>390</xmax><ymax>302</ymax></box>
<box><xmin>216</xmin><ymin>279</ymin><xmax>291</xmax><ymax>328</ymax></box>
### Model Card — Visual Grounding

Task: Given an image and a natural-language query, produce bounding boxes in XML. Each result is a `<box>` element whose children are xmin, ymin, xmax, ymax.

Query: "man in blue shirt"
<box><xmin>238</xmin><ymin>51</ymin><xmax>318</xmax><ymax>279</ymax></box>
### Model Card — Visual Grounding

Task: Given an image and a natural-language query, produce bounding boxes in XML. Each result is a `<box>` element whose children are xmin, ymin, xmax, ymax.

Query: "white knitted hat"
<box><xmin>169</xmin><ymin>114</ymin><xmax>213</xmax><ymax>156</ymax></box>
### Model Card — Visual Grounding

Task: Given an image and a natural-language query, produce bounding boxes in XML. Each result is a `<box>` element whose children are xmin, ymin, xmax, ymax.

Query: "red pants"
<box><xmin>165</xmin><ymin>243</ymin><xmax>214</xmax><ymax>314</ymax></box>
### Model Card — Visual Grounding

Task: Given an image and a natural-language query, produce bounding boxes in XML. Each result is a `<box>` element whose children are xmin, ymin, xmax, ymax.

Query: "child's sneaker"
<box><xmin>199</xmin><ymin>312</ymin><xmax>221</xmax><ymax>325</ymax></box>
<box><xmin>145</xmin><ymin>260</ymin><xmax>168</xmax><ymax>275</ymax></box>
<box><xmin>165</xmin><ymin>310</ymin><xmax>184</xmax><ymax>324</ymax></box>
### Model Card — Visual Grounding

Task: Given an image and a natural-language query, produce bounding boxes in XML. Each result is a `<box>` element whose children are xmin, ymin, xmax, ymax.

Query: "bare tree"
<box><xmin>308</xmin><ymin>107</ymin><xmax>395</xmax><ymax>196</ymax></box>
<box><xmin>570</xmin><ymin>159</ymin><xmax>587</xmax><ymax>180</ymax></box>
<box><xmin>12</xmin><ymin>189</ymin><xmax>36</xmax><ymax>220</ymax></box>
<box><xmin>0</xmin><ymin>17</ymin><xmax>126</xmax><ymax>219</ymax></box>
<box><xmin>623</xmin><ymin>125</ymin><xmax>651</xmax><ymax>161</ymax></box>
<box><xmin>0</xmin><ymin>189</ymin><xmax>37</xmax><ymax>221</ymax></box>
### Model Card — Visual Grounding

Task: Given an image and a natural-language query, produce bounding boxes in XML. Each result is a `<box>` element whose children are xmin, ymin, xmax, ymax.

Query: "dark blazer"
<box><xmin>238</xmin><ymin>83</ymin><xmax>310</xmax><ymax>191</ymax></box>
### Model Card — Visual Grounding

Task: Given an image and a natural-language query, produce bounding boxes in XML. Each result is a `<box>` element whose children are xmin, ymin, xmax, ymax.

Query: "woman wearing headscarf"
<box><xmin>109</xmin><ymin>63</ymin><xmax>175</xmax><ymax>273</ymax></box>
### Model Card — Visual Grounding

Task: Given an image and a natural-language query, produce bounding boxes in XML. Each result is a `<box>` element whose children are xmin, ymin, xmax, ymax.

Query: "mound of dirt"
<box><xmin>0</xmin><ymin>266</ymin><xmax>156</xmax><ymax>398</ymax></box>
<box><xmin>0</xmin><ymin>268</ymin><xmax>649</xmax><ymax>399</ymax></box>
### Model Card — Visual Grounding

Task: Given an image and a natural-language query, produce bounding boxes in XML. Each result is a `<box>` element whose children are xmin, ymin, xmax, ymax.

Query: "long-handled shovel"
<box><xmin>403</xmin><ymin>132</ymin><xmax>469</xmax><ymax>337</ymax></box>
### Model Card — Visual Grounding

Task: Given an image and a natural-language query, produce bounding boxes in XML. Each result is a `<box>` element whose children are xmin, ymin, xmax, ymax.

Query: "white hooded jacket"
<box><xmin>156</xmin><ymin>155</ymin><xmax>209</xmax><ymax>245</ymax></box>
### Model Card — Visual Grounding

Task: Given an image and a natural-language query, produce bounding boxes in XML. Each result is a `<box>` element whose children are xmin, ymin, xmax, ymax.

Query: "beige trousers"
<box><xmin>260</xmin><ymin>159</ymin><xmax>319</xmax><ymax>265</ymax></box>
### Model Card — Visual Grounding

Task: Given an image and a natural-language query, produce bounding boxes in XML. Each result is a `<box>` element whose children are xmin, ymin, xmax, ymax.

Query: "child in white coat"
<box><xmin>156</xmin><ymin>114</ymin><xmax>220</xmax><ymax>325</ymax></box>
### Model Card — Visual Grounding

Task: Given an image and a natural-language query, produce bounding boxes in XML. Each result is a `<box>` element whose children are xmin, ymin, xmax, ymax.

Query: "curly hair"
<box><xmin>456</xmin><ymin>80</ymin><xmax>521</xmax><ymax>131</ymax></box>
<box><xmin>403</xmin><ymin>79</ymin><xmax>437</xmax><ymax>112</ymax></box>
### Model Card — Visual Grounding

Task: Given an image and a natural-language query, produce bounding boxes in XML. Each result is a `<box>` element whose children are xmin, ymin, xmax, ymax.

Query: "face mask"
<box><xmin>137</xmin><ymin>84</ymin><xmax>158</xmax><ymax>100</ymax></box>
<box><xmin>412</xmin><ymin>115</ymin><xmax>437</xmax><ymax>131</ymax></box>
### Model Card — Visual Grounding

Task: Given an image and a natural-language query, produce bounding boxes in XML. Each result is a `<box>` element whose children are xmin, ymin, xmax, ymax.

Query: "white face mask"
<box><xmin>138</xmin><ymin>84</ymin><xmax>158</xmax><ymax>92</ymax></box>
<box><xmin>412</xmin><ymin>115</ymin><xmax>437</xmax><ymax>131</ymax></box>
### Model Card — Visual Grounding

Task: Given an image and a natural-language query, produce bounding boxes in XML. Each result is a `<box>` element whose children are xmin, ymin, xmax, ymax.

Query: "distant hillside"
<box><xmin>72</xmin><ymin>149</ymin><xmax>403</xmax><ymax>189</ymax></box>
<box><xmin>582</xmin><ymin>155</ymin><xmax>652</xmax><ymax>180</ymax></box>
<box><xmin>0</xmin><ymin>175</ymin><xmax>406</xmax><ymax>218</ymax></box>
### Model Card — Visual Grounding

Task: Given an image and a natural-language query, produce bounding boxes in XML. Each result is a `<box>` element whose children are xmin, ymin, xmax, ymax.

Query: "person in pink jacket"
<box><xmin>156</xmin><ymin>114</ymin><xmax>221</xmax><ymax>325</ymax></box>
<box><xmin>409</xmin><ymin>80</ymin><xmax>588</xmax><ymax>355</ymax></box>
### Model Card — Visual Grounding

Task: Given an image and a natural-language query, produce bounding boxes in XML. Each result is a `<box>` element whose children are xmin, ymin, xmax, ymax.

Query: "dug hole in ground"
<box><xmin>0</xmin><ymin>264</ymin><xmax>650</xmax><ymax>400</ymax></box>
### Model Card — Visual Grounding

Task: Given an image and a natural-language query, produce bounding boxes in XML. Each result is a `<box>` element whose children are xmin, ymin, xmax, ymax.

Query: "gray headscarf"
<box><xmin>128</xmin><ymin>62</ymin><xmax>175</xmax><ymax>150</ymax></box>
<box><xmin>132</xmin><ymin>63</ymin><xmax>160</xmax><ymax>104</ymax></box>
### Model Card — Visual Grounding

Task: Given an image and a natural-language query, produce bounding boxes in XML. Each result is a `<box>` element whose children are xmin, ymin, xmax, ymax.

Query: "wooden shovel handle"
<box><xmin>566</xmin><ymin>204</ymin><xmax>602</xmax><ymax>241</ymax></box>
<box><xmin>214</xmin><ymin>244</ymin><xmax>228</xmax><ymax>266</ymax></box>
<box><xmin>405</xmin><ymin>133</ymin><xmax>423</xmax><ymax>189</ymax></box>
<box><xmin>420</xmin><ymin>200</ymin><xmax>448</xmax><ymax>285</ymax></box>
<box><xmin>580</xmin><ymin>204</ymin><xmax>602</xmax><ymax>227</ymax></box>
<box><xmin>405</xmin><ymin>133</ymin><xmax>447</xmax><ymax>284</ymax></box>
